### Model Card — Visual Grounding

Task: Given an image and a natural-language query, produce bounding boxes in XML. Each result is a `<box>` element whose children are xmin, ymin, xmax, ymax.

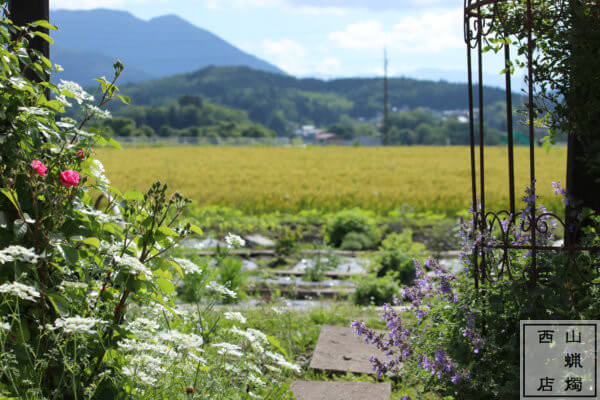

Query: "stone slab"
<box><xmin>309</xmin><ymin>325</ymin><xmax>387</xmax><ymax>375</ymax></box>
<box><xmin>290</xmin><ymin>381</ymin><xmax>391</xmax><ymax>400</ymax></box>
<box><xmin>244</xmin><ymin>234</ymin><xmax>275</xmax><ymax>247</ymax></box>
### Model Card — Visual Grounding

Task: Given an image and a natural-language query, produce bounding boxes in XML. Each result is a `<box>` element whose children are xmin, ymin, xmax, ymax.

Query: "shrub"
<box><xmin>353</xmin><ymin>276</ymin><xmax>399</xmax><ymax>306</ymax></box>
<box><xmin>340</xmin><ymin>231</ymin><xmax>375</xmax><ymax>251</ymax></box>
<box><xmin>369</xmin><ymin>231</ymin><xmax>427</xmax><ymax>286</ymax></box>
<box><xmin>324</xmin><ymin>209</ymin><xmax>380</xmax><ymax>249</ymax></box>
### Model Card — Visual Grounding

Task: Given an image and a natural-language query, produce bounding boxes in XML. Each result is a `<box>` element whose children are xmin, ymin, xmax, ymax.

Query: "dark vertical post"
<box><xmin>9</xmin><ymin>0</ymin><xmax>50</xmax><ymax>83</ymax></box>
<box><xmin>477</xmin><ymin>4</ymin><xmax>486</xmax><ymax>282</ymax></box>
<box><xmin>383</xmin><ymin>47</ymin><xmax>389</xmax><ymax>145</ymax></box>
<box><xmin>526</xmin><ymin>0</ymin><xmax>537</xmax><ymax>286</ymax></box>
<box><xmin>466</xmin><ymin>16</ymin><xmax>479</xmax><ymax>290</ymax></box>
<box><xmin>504</xmin><ymin>44</ymin><xmax>516</xmax><ymax>217</ymax></box>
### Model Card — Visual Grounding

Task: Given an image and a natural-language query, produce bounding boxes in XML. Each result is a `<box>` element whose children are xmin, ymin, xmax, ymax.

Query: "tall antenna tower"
<box><xmin>383</xmin><ymin>47</ymin><xmax>390</xmax><ymax>145</ymax></box>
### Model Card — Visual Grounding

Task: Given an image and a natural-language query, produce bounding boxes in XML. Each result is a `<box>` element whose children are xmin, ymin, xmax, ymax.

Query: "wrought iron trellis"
<box><xmin>464</xmin><ymin>0</ymin><xmax>600</xmax><ymax>289</ymax></box>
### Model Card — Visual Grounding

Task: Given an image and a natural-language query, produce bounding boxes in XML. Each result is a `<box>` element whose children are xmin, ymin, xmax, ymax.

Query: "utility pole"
<box><xmin>8</xmin><ymin>0</ymin><xmax>50</xmax><ymax>82</ymax></box>
<box><xmin>383</xmin><ymin>47</ymin><xmax>389</xmax><ymax>145</ymax></box>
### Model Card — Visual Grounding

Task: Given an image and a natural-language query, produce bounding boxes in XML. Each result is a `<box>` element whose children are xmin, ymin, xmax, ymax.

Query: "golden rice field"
<box><xmin>96</xmin><ymin>146</ymin><xmax>567</xmax><ymax>215</ymax></box>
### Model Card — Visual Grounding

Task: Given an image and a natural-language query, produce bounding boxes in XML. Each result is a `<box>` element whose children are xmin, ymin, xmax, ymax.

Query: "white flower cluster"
<box><xmin>126</xmin><ymin>317</ymin><xmax>160</xmax><ymax>339</ymax></box>
<box><xmin>0</xmin><ymin>246</ymin><xmax>40</xmax><ymax>264</ymax></box>
<box><xmin>224</xmin><ymin>311</ymin><xmax>246</xmax><ymax>324</ymax></box>
<box><xmin>0</xmin><ymin>281</ymin><xmax>40</xmax><ymax>302</ymax></box>
<box><xmin>117</xmin><ymin>255</ymin><xmax>152</xmax><ymax>280</ymax></box>
<box><xmin>18</xmin><ymin>106</ymin><xmax>50</xmax><ymax>116</ymax></box>
<box><xmin>0</xmin><ymin>321</ymin><xmax>10</xmax><ymax>331</ymax></box>
<box><xmin>47</xmin><ymin>316</ymin><xmax>105</xmax><ymax>335</ymax></box>
<box><xmin>119</xmin><ymin>326</ymin><xmax>206</xmax><ymax>390</ymax></box>
<box><xmin>230</xmin><ymin>326</ymin><xmax>267</xmax><ymax>353</ymax></box>
<box><xmin>91</xmin><ymin>159</ymin><xmax>110</xmax><ymax>185</ymax></box>
<box><xmin>58</xmin><ymin>80</ymin><xmax>94</xmax><ymax>104</ymax></box>
<box><xmin>225</xmin><ymin>233</ymin><xmax>246</xmax><ymax>249</ymax></box>
<box><xmin>265</xmin><ymin>350</ymin><xmax>301</xmax><ymax>373</ymax></box>
<box><xmin>206</xmin><ymin>281</ymin><xmax>237</xmax><ymax>298</ymax></box>
<box><xmin>173</xmin><ymin>257</ymin><xmax>202</xmax><ymax>275</ymax></box>
<box><xmin>84</xmin><ymin>104</ymin><xmax>111</xmax><ymax>119</ymax></box>
<box><xmin>211</xmin><ymin>342</ymin><xmax>243</xmax><ymax>358</ymax></box>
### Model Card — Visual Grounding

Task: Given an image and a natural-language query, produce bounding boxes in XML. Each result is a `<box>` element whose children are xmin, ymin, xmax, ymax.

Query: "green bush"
<box><xmin>369</xmin><ymin>231</ymin><xmax>426</xmax><ymax>285</ymax></box>
<box><xmin>340</xmin><ymin>231</ymin><xmax>376</xmax><ymax>250</ymax></box>
<box><xmin>324</xmin><ymin>209</ymin><xmax>380</xmax><ymax>249</ymax></box>
<box><xmin>353</xmin><ymin>276</ymin><xmax>399</xmax><ymax>306</ymax></box>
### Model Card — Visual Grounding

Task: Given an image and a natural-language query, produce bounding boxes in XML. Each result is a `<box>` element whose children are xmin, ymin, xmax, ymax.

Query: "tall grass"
<box><xmin>97</xmin><ymin>146</ymin><xmax>567</xmax><ymax>215</ymax></box>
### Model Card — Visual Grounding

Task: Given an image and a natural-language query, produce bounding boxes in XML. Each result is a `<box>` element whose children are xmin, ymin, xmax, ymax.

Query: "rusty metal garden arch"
<box><xmin>464</xmin><ymin>0</ymin><xmax>600</xmax><ymax>289</ymax></box>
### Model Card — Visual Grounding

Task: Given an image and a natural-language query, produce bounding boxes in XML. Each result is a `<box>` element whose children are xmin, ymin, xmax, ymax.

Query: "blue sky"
<box><xmin>50</xmin><ymin>0</ymin><xmax>506</xmax><ymax>81</ymax></box>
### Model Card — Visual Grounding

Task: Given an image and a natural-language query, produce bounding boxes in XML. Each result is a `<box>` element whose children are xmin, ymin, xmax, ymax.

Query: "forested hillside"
<box><xmin>94</xmin><ymin>95</ymin><xmax>275</xmax><ymax>138</ymax></box>
<box><xmin>115</xmin><ymin>66</ymin><xmax>521</xmax><ymax>137</ymax></box>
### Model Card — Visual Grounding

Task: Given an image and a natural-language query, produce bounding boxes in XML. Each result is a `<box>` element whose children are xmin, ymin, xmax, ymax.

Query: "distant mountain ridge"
<box><xmin>50</xmin><ymin>9</ymin><xmax>284</xmax><ymax>86</ymax></box>
<box><xmin>114</xmin><ymin>65</ymin><xmax>519</xmax><ymax>135</ymax></box>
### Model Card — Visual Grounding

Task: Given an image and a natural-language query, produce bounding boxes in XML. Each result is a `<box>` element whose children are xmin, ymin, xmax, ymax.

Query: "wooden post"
<box><xmin>8</xmin><ymin>0</ymin><xmax>50</xmax><ymax>82</ymax></box>
<box><xmin>565</xmin><ymin>0</ymin><xmax>600</xmax><ymax>245</ymax></box>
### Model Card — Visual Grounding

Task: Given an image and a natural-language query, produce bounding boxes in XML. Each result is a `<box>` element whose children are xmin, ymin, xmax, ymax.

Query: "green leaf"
<box><xmin>1</xmin><ymin>188</ymin><xmax>19</xmax><ymax>211</ymax></box>
<box><xmin>169</xmin><ymin>259</ymin><xmax>185</xmax><ymax>278</ymax></box>
<box><xmin>107</xmin><ymin>137</ymin><xmax>122</xmax><ymax>149</ymax></box>
<box><xmin>123</xmin><ymin>189</ymin><xmax>144</xmax><ymax>202</ymax></box>
<box><xmin>190</xmin><ymin>224</ymin><xmax>203</xmax><ymax>236</ymax></box>
<box><xmin>81</xmin><ymin>237</ymin><xmax>101</xmax><ymax>249</ymax></box>
<box><xmin>158</xmin><ymin>226</ymin><xmax>178</xmax><ymax>237</ymax></box>
<box><xmin>29</xmin><ymin>20</ymin><xmax>58</xmax><ymax>30</ymax></box>
<box><xmin>117</xmin><ymin>94</ymin><xmax>130</xmax><ymax>104</ymax></box>
<box><xmin>13</xmin><ymin>219</ymin><xmax>27</xmax><ymax>239</ymax></box>
<box><xmin>47</xmin><ymin>293</ymin><xmax>70</xmax><ymax>316</ymax></box>
<box><xmin>155</xmin><ymin>278</ymin><xmax>175</xmax><ymax>294</ymax></box>
<box><xmin>32</xmin><ymin>31</ymin><xmax>53</xmax><ymax>44</ymax></box>
<box><xmin>93</xmin><ymin>134</ymin><xmax>107</xmax><ymax>146</ymax></box>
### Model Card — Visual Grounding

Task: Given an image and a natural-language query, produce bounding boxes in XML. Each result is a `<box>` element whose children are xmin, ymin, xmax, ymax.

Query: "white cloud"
<box><xmin>329</xmin><ymin>9</ymin><xmax>463</xmax><ymax>53</ymax></box>
<box><xmin>258</xmin><ymin>39</ymin><xmax>342</xmax><ymax>76</ymax></box>
<box><xmin>261</xmin><ymin>39</ymin><xmax>308</xmax><ymax>75</ymax></box>
<box><xmin>288</xmin><ymin>0</ymin><xmax>452</xmax><ymax>10</ymax></box>
<box><xmin>205</xmin><ymin>0</ymin><xmax>347</xmax><ymax>15</ymax></box>
<box><xmin>317</xmin><ymin>58</ymin><xmax>341</xmax><ymax>73</ymax></box>
<box><xmin>50</xmin><ymin>0</ymin><xmax>160</xmax><ymax>9</ymax></box>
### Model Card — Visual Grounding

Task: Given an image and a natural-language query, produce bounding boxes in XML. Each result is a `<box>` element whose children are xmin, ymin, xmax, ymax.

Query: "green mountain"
<box><xmin>50</xmin><ymin>9</ymin><xmax>284</xmax><ymax>87</ymax></box>
<box><xmin>116</xmin><ymin>65</ymin><xmax>518</xmax><ymax>135</ymax></box>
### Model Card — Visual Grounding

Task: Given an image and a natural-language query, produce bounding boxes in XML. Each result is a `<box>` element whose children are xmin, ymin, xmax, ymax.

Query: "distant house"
<box><xmin>297</xmin><ymin>125</ymin><xmax>318</xmax><ymax>137</ymax></box>
<box><xmin>315</xmin><ymin>133</ymin><xmax>343</xmax><ymax>145</ymax></box>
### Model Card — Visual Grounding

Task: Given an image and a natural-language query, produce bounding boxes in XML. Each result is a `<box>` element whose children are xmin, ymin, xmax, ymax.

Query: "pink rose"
<box><xmin>31</xmin><ymin>160</ymin><xmax>48</xmax><ymax>177</ymax></box>
<box><xmin>60</xmin><ymin>170</ymin><xmax>80</xmax><ymax>187</ymax></box>
<box><xmin>76</xmin><ymin>150</ymin><xmax>85</xmax><ymax>160</ymax></box>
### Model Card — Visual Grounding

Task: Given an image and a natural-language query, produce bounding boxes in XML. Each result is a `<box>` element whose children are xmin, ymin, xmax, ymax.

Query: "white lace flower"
<box><xmin>206</xmin><ymin>281</ymin><xmax>237</xmax><ymax>298</ymax></box>
<box><xmin>173</xmin><ymin>258</ymin><xmax>202</xmax><ymax>275</ymax></box>
<box><xmin>225</xmin><ymin>233</ymin><xmax>245</xmax><ymax>249</ymax></box>
<box><xmin>0</xmin><ymin>281</ymin><xmax>40</xmax><ymax>301</ymax></box>
<box><xmin>47</xmin><ymin>316</ymin><xmax>105</xmax><ymax>335</ymax></box>
<box><xmin>265</xmin><ymin>351</ymin><xmax>301</xmax><ymax>373</ymax></box>
<box><xmin>224</xmin><ymin>311</ymin><xmax>246</xmax><ymax>324</ymax></box>
<box><xmin>58</xmin><ymin>80</ymin><xmax>94</xmax><ymax>104</ymax></box>
<box><xmin>18</xmin><ymin>106</ymin><xmax>50</xmax><ymax>116</ymax></box>
<box><xmin>0</xmin><ymin>246</ymin><xmax>40</xmax><ymax>264</ymax></box>
<box><xmin>212</xmin><ymin>342</ymin><xmax>243</xmax><ymax>358</ymax></box>
<box><xmin>0</xmin><ymin>322</ymin><xmax>10</xmax><ymax>331</ymax></box>
<box><xmin>91</xmin><ymin>159</ymin><xmax>110</xmax><ymax>185</ymax></box>
<box><xmin>84</xmin><ymin>104</ymin><xmax>111</xmax><ymax>119</ymax></box>
<box><xmin>117</xmin><ymin>255</ymin><xmax>152</xmax><ymax>280</ymax></box>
